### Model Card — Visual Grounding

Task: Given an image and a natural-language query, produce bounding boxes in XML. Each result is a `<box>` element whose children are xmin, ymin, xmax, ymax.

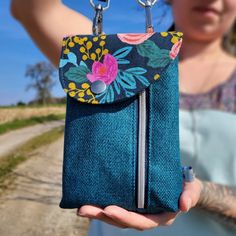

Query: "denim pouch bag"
<box><xmin>58</xmin><ymin>30</ymin><xmax>184</xmax><ymax>214</ymax></box>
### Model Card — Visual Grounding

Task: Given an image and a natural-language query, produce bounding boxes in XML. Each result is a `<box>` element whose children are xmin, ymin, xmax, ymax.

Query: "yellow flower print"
<box><xmin>160</xmin><ymin>32</ymin><xmax>168</xmax><ymax>37</ymax></box>
<box><xmin>93</xmin><ymin>37</ymin><xmax>98</xmax><ymax>42</ymax></box>
<box><xmin>154</xmin><ymin>74</ymin><xmax>160</xmax><ymax>80</ymax></box>
<box><xmin>63</xmin><ymin>35</ymin><xmax>109</xmax><ymax>62</ymax></box>
<box><xmin>68</xmin><ymin>82</ymin><xmax>76</xmax><ymax>89</ymax></box>
<box><xmin>169</xmin><ymin>31</ymin><xmax>183</xmax><ymax>44</ymax></box>
<box><xmin>66</xmin><ymin>82</ymin><xmax>99</xmax><ymax>104</ymax></box>
<box><xmin>160</xmin><ymin>31</ymin><xmax>183</xmax><ymax>44</ymax></box>
<box><xmin>63</xmin><ymin>37</ymin><xmax>74</xmax><ymax>54</ymax></box>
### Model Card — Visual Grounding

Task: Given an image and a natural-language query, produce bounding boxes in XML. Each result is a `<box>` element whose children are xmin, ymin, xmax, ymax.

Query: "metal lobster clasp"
<box><xmin>90</xmin><ymin>0</ymin><xmax>110</xmax><ymax>35</ymax></box>
<box><xmin>137</xmin><ymin>0</ymin><xmax>158</xmax><ymax>33</ymax></box>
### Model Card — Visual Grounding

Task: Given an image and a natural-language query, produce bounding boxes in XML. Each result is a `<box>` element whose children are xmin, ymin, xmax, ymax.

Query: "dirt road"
<box><xmin>0</xmin><ymin>120</ymin><xmax>65</xmax><ymax>157</ymax></box>
<box><xmin>0</xmin><ymin>137</ymin><xmax>90</xmax><ymax>236</ymax></box>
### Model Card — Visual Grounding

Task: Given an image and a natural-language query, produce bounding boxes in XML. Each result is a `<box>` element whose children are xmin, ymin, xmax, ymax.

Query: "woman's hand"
<box><xmin>77</xmin><ymin>178</ymin><xmax>203</xmax><ymax>231</ymax></box>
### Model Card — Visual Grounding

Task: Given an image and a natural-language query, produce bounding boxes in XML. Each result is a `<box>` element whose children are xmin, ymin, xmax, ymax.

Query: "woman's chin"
<box><xmin>183</xmin><ymin>23</ymin><xmax>222</xmax><ymax>42</ymax></box>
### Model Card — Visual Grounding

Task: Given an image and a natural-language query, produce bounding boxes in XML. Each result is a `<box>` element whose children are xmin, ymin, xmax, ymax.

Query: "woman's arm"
<box><xmin>11</xmin><ymin>0</ymin><xmax>93</xmax><ymax>67</ymax></box>
<box><xmin>197</xmin><ymin>181</ymin><xmax>236</xmax><ymax>225</ymax></box>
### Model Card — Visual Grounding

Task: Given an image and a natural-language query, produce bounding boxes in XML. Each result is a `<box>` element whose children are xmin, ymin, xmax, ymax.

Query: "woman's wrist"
<box><xmin>195</xmin><ymin>178</ymin><xmax>204</xmax><ymax>207</ymax></box>
<box><xmin>194</xmin><ymin>179</ymin><xmax>236</xmax><ymax>221</ymax></box>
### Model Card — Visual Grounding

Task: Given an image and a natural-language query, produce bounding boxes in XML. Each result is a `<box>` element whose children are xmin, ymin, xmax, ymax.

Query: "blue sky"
<box><xmin>0</xmin><ymin>0</ymin><xmax>172</xmax><ymax>106</ymax></box>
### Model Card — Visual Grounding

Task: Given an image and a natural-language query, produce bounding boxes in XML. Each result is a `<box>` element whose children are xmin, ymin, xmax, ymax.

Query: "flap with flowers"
<box><xmin>59</xmin><ymin>31</ymin><xmax>183</xmax><ymax>105</ymax></box>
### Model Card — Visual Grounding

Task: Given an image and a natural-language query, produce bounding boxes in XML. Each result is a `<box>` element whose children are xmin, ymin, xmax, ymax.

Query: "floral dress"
<box><xmin>88</xmin><ymin>68</ymin><xmax>236</xmax><ymax>236</ymax></box>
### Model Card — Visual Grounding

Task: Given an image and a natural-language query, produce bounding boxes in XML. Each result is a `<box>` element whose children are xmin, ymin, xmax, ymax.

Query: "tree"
<box><xmin>25</xmin><ymin>62</ymin><xmax>56</xmax><ymax>105</ymax></box>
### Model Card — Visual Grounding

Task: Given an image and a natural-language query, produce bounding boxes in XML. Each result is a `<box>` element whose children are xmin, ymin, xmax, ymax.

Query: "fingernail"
<box><xmin>77</xmin><ymin>210</ymin><xmax>87</xmax><ymax>217</ymax></box>
<box><xmin>186</xmin><ymin>199</ymin><xmax>192</xmax><ymax>212</ymax></box>
<box><xmin>177</xmin><ymin>211</ymin><xmax>182</xmax><ymax>216</ymax></box>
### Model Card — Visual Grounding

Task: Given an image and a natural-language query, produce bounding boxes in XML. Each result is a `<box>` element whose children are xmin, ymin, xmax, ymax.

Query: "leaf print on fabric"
<box><xmin>125</xmin><ymin>68</ymin><xmax>150</xmax><ymax>86</ymax></box>
<box><xmin>116</xmin><ymin>71</ymin><xmax>137</xmax><ymax>90</ymax></box>
<box><xmin>117</xmin><ymin>33</ymin><xmax>155</xmax><ymax>45</ymax></box>
<box><xmin>79</xmin><ymin>60</ymin><xmax>88</xmax><ymax>68</ymax></box>
<box><xmin>86</xmin><ymin>54</ymin><xmax>118</xmax><ymax>85</ymax></box>
<box><xmin>113</xmin><ymin>80</ymin><xmax>121</xmax><ymax>95</ymax></box>
<box><xmin>59</xmin><ymin>52</ymin><xmax>78</xmax><ymax>68</ymax></box>
<box><xmin>125</xmin><ymin>67</ymin><xmax>147</xmax><ymax>75</ymax></box>
<box><xmin>112</xmin><ymin>46</ymin><xmax>133</xmax><ymax>64</ymax></box>
<box><xmin>96</xmin><ymin>85</ymin><xmax>115</xmax><ymax>103</ymax></box>
<box><xmin>106</xmin><ymin>85</ymin><xmax>115</xmax><ymax>103</ymax></box>
<box><xmin>64</xmin><ymin>65</ymin><xmax>90</xmax><ymax>83</ymax></box>
<box><xmin>137</xmin><ymin>40</ymin><xmax>171</xmax><ymax>68</ymax></box>
<box><xmin>113</xmin><ymin>67</ymin><xmax>149</xmax><ymax>92</ymax></box>
<box><xmin>116</xmin><ymin>59</ymin><xmax>130</xmax><ymax>65</ymax></box>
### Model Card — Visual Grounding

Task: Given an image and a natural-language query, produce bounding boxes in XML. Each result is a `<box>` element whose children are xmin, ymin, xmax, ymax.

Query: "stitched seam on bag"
<box><xmin>132</xmin><ymin>98</ymin><xmax>135</xmax><ymax>209</ymax></box>
<box><xmin>148</xmin><ymin>86</ymin><xmax>151</xmax><ymax>210</ymax></box>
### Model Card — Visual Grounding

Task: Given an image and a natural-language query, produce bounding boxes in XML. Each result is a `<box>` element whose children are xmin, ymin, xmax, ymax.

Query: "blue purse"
<box><xmin>58</xmin><ymin>0</ymin><xmax>183</xmax><ymax>214</ymax></box>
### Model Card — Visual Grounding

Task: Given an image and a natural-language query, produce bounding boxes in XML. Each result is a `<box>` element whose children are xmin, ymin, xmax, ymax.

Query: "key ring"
<box><xmin>90</xmin><ymin>0</ymin><xmax>110</xmax><ymax>11</ymax></box>
<box><xmin>137</xmin><ymin>0</ymin><xmax>158</xmax><ymax>7</ymax></box>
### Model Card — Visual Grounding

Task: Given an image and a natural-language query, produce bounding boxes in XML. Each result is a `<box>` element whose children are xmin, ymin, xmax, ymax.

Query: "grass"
<box><xmin>0</xmin><ymin>113</ymin><xmax>65</xmax><ymax>135</ymax></box>
<box><xmin>0</xmin><ymin>103</ymin><xmax>66</xmax><ymax>109</ymax></box>
<box><xmin>0</xmin><ymin>126</ymin><xmax>64</xmax><ymax>188</ymax></box>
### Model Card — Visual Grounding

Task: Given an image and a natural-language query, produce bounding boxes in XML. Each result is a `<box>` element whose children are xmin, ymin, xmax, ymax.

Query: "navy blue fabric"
<box><xmin>59</xmin><ymin>32</ymin><xmax>182</xmax><ymax>104</ymax></box>
<box><xmin>59</xmin><ymin>56</ymin><xmax>183</xmax><ymax>213</ymax></box>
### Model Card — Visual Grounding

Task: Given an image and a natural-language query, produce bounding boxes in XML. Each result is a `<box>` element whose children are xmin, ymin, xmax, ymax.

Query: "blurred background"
<box><xmin>0</xmin><ymin>0</ymin><xmax>235</xmax><ymax>236</ymax></box>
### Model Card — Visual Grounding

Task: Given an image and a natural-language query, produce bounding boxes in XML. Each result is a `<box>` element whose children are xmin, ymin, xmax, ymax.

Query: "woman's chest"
<box><xmin>179</xmin><ymin>109</ymin><xmax>236</xmax><ymax>185</ymax></box>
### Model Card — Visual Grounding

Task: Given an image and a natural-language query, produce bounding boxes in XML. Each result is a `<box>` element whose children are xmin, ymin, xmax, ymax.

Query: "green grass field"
<box><xmin>0</xmin><ymin>114</ymin><xmax>65</xmax><ymax>135</ymax></box>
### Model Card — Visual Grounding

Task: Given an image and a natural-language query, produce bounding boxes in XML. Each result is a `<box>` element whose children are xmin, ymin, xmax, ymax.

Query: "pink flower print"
<box><xmin>86</xmin><ymin>54</ymin><xmax>118</xmax><ymax>85</ymax></box>
<box><xmin>170</xmin><ymin>38</ymin><xmax>183</xmax><ymax>60</ymax></box>
<box><xmin>117</xmin><ymin>33</ymin><xmax>155</xmax><ymax>45</ymax></box>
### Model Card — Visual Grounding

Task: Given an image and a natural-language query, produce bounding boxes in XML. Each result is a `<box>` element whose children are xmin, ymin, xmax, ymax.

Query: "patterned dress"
<box><xmin>88</xmin><ymin>68</ymin><xmax>236</xmax><ymax>236</ymax></box>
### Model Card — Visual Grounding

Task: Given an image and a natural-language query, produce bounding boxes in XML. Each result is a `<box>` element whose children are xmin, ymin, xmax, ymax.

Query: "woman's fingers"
<box><xmin>77</xmin><ymin>205</ymin><xmax>128</xmax><ymax>229</ymax></box>
<box><xmin>179</xmin><ymin>178</ymin><xmax>203</xmax><ymax>212</ymax></box>
<box><xmin>146</xmin><ymin>211</ymin><xmax>180</xmax><ymax>226</ymax></box>
<box><xmin>102</xmin><ymin>205</ymin><xmax>179</xmax><ymax>231</ymax></box>
<box><xmin>76</xmin><ymin>179</ymin><xmax>203</xmax><ymax>230</ymax></box>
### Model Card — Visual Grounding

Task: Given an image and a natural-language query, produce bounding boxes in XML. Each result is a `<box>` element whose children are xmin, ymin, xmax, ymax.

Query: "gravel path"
<box><xmin>0</xmin><ymin>120</ymin><xmax>65</xmax><ymax>158</ymax></box>
<box><xmin>0</xmin><ymin>138</ymin><xmax>90</xmax><ymax>236</ymax></box>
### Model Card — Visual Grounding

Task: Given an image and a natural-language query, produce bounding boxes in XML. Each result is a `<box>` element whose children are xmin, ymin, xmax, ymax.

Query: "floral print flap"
<box><xmin>59</xmin><ymin>31</ymin><xmax>183</xmax><ymax>104</ymax></box>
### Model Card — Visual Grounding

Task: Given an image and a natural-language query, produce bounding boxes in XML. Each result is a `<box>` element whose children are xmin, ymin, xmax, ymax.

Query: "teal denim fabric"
<box><xmin>59</xmin><ymin>33</ymin><xmax>183</xmax><ymax>213</ymax></box>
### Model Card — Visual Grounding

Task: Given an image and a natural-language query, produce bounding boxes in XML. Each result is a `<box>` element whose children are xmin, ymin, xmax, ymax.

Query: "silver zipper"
<box><xmin>137</xmin><ymin>0</ymin><xmax>156</xmax><ymax>209</ymax></box>
<box><xmin>137</xmin><ymin>90</ymin><xmax>147</xmax><ymax>208</ymax></box>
